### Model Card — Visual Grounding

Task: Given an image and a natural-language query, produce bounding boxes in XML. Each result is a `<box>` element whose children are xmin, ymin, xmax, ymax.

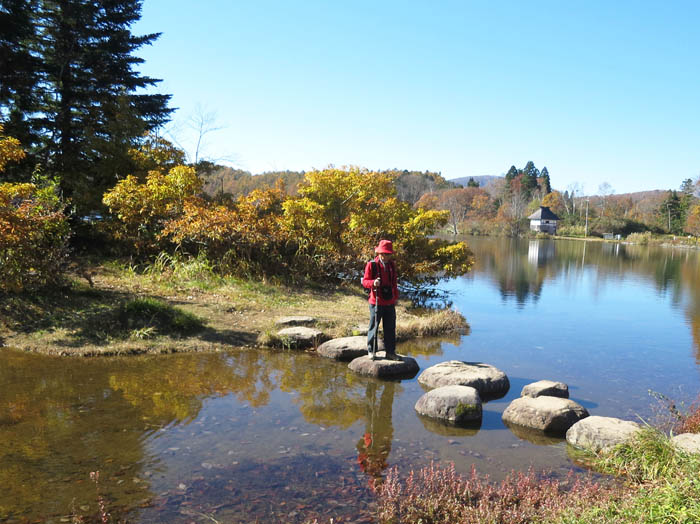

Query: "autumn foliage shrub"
<box><xmin>282</xmin><ymin>166</ymin><xmax>473</xmax><ymax>283</ymax></box>
<box><xmin>377</xmin><ymin>462</ymin><xmax>612</xmax><ymax>524</ymax></box>
<box><xmin>0</xmin><ymin>181</ymin><xmax>70</xmax><ymax>291</ymax></box>
<box><xmin>102</xmin><ymin>164</ymin><xmax>202</xmax><ymax>254</ymax></box>
<box><xmin>104</xmin><ymin>165</ymin><xmax>474</xmax><ymax>286</ymax></box>
<box><xmin>0</xmin><ymin>126</ymin><xmax>70</xmax><ymax>291</ymax></box>
<box><xmin>678</xmin><ymin>395</ymin><xmax>700</xmax><ymax>434</ymax></box>
<box><xmin>162</xmin><ymin>186</ymin><xmax>293</xmax><ymax>276</ymax></box>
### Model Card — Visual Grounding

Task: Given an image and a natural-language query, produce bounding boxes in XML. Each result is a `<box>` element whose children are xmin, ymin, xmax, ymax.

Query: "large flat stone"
<box><xmin>521</xmin><ymin>380</ymin><xmax>569</xmax><ymax>399</ymax></box>
<box><xmin>348</xmin><ymin>353</ymin><xmax>419</xmax><ymax>379</ymax></box>
<box><xmin>671</xmin><ymin>433</ymin><xmax>700</xmax><ymax>454</ymax></box>
<box><xmin>317</xmin><ymin>336</ymin><xmax>384</xmax><ymax>361</ymax></box>
<box><xmin>275</xmin><ymin>327</ymin><xmax>326</xmax><ymax>349</ymax></box>
<box><xmin>415</xmin><ymin>385</ymin><xmax>482</xmax><ymax>425</ymax></box>
<box><xmin>418</xmin><ymin>360</ymin><xmax>509</xmax><ymax>398</ymax></box>
<box><xmin>566</xmin><ymin>416</ymin><xmax>641</xmax><ymax>453</ymax></box>
<box><xmin>502</xmin><ymin>396</ymin><xmax>588</xmax><ymax>434</ymax></box>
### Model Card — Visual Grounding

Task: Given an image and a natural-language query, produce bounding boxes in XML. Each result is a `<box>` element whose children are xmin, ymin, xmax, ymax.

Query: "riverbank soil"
<box><xmin>0</xmin><ymin>260</ymin><xmax>452</xmax><ymax>357</ymax></box>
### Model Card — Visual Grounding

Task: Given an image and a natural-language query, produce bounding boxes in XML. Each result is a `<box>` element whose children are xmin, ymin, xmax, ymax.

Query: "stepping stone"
<box><xmin>502</xmin><ymin>396</ymin><xmax>588</xmax><ymax>434</ymax></box>
<box><xmin>521</xmin><ymin>380</ymin><xmax>569</xmax><ymax>399</ymax></box>
<box><xmin>275</xmin><ymin>327</ymin><xmax>326</xmax><ymax>349</ymax></box>
<box><xmin>348</xmin><ymin>353</ymin><xmax>419</xmax><ymax>379</ymax></box>
<box><xmin>671</xmin><ymin>433</ymin><xmax>700</xmax><ymax>454</ymax></box>
<box><xmin>566</xmin><ymin>416</ymin><xmax>641</xmax><ymax>453</ymax></box>
<box><xmin>275</xmin><ymin>316</ymin><xmax>316</xmax><ymax>326</ymax></box>
<box><xmin>415</xmin><ymin>385</ymin><xmax>482</xmax><ymax>425</ymax></box>
<box><xmin>317</xmin><ymin>336</ymin><xmax>384</xmax><ymax>361</ymax></box>
<box><xmin>418</xmin><ymin>361</ymin><xmax>509</xmax><ymax>398</ymax></box>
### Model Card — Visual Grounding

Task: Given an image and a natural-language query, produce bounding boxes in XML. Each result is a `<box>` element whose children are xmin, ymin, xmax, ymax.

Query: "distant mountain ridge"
<box><xmin>448</xmin><ymin>175</ymin><xmax>502</xmax><ymax>187</ymax></box>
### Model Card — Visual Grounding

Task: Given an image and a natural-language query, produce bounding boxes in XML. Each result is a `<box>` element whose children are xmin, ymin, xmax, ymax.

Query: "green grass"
<box><xmin>118</xmin><ymin>297</ymin><xmax>205</xmax><ymax>336</ymax></box>
<box><xmin>557</xmin><ymin>428</ymin><xmax>700</xmax><ymax>524</ymax></box>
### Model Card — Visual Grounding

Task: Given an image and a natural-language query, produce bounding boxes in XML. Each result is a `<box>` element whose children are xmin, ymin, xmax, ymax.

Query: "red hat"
<box><xmin>375</xmin><ymin>239</ymin><xmax>394</xmax><ymax>254</ymax></box>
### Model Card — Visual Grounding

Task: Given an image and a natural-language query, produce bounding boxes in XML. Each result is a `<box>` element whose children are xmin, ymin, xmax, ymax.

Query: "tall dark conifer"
<box><xmin>540</xmin><ymin>166</ymin><xmax>552</xmax><ymax>194</ymax></box>
<box><xmin>1</xmin><ymin>0</ymin><xmax>173</xmax><ymax>212</ymax></box>
<box><xmin>0</xmin><ymin>0</ymin><xmax>41</xmax><ymax>176</ymax></box>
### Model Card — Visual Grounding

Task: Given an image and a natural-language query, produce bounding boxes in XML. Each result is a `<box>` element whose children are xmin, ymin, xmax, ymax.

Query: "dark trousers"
<box><xmin>367</xmin><ymin>304</ymin><xmax>396</xmax><ymax>355</ymax></box>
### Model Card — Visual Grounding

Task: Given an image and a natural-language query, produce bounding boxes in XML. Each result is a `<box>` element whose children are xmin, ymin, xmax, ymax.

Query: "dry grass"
<box><xmin>397</xmin><ymin>308</ymin><xmax>469</xmax><ymax>341</ymax></box>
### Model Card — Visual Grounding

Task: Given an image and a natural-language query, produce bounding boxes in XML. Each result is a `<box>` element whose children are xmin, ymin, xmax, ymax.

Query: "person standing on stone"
<box><xmin>362</xmin><ymin>239</ymin><xmax>400</xmax><ymax>360</ymax></box>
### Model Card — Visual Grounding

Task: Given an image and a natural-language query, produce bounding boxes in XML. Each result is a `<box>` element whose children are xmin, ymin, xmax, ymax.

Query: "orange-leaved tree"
<box><xmin>686</xmin><ymin>204</ymin><xmax>700</xmax><ymax>237</ymax></box>
<box><xmin>0</xmin><ymin>125</ymin><xmax>70</xmax><ymax>291</ymax></box>
<box><xmin>162</xmin><ymin>186</ymin><xmax>292</xmax><ymax>276</ymax></box>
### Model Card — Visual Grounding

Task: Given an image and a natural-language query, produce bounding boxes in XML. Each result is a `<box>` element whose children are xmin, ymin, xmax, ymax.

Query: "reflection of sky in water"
<box><xmin>443</xmin><ymin>237</ymin><xmax>700</xmax><ymax>420</ymax></box>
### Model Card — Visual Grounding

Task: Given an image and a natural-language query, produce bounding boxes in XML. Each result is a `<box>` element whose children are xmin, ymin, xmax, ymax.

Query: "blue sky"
<box><xmin>134</xmin><ymin>0</ymin><xmax>699</xmax><ymax>195</ymax></box>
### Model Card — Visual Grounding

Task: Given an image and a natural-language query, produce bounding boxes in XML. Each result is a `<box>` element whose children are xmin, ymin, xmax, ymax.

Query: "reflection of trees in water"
<box><xmin>465</xmin><ymin>236</ymin><xmax>700</xmax><ymax>316</ymax></box>
<box><xmin>275</xmin><ymin>354</ymin><xmax>368</xmax><ymax>428</ymax></box>
<box><xmin>0</xmin><ymin>351</ymin><xmax>155</xmax><ymax>520</ymax></box>
<box><xmin>110</xmin><ymin>351</ymin><xmax>276</xmax><ymax>425</ymax></box>
<box><xmin>356</xmin><ymin>380</ymin><xmax>398</xmax><ymax>490</ymax></box>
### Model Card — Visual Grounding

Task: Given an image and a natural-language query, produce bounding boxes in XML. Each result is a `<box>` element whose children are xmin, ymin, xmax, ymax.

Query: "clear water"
<box><xmin>2</xmin><ymin>237</ymin><xmax>699</xmax><ymax>522</ymax></box>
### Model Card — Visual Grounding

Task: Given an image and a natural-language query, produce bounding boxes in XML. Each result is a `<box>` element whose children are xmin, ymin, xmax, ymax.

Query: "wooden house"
<box><xmin>528</xmin><ymin>206</ymin><xmax>560</xmax><ymax>234</ymax></box>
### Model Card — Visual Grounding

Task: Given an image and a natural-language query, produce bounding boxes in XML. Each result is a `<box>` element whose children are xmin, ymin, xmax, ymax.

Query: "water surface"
<box><xmin>2</xmin><ymin>237</ymin><xmax>699</xmax><ymax>522</ymax></box>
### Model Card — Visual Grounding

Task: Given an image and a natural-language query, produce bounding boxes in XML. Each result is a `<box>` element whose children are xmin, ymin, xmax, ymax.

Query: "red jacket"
<box><xmin>362</xmin><ymin>256</ymin><xmax>398</xmax><ymax>306</ymax></box>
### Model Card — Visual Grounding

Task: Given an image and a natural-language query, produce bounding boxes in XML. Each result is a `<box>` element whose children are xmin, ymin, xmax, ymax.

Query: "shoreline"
<box><xmin>0</xmin><ymin>262</ymin><xmax>467</xmax><ymax>358</ymax></box>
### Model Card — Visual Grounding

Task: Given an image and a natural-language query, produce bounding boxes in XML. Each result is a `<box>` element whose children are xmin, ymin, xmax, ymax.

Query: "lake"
<box><xmin>2</xmin><ymin>236</ymin><xmax>699</xmax><ymax>522</ymax></box>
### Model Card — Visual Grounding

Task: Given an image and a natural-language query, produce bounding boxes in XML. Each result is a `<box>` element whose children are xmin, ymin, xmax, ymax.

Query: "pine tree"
<box><xmin>1</xmin><ymin>0</ymin><xmax>173</xmax><ymax>212</ymax></box>
<box><xmin>467</xmin><ymin>177</ymin><xmax>479</xmax><ymax>187</ymax></box>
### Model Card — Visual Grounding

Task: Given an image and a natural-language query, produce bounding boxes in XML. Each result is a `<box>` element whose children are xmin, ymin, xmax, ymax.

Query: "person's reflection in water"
<box><xmin>356</xmin><ymin>380</ymin><xmax>396</xmax><ymax>491</ymax></box>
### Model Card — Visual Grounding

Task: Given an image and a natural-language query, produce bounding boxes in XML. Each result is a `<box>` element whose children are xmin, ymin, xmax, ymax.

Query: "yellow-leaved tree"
<box><xmin>0</xmin><ymin>125</ymin><xmax>70</xmax><ymax>291</ymax></box>
<box><xmin>282</xmin><ymin>166</ymin><xmax>473</xmax><ymax>284</ymax></box>
<box><xmin>103</xmin><ymin>137</ymin><xmax>202</xmax><ymax>255</ymax></box>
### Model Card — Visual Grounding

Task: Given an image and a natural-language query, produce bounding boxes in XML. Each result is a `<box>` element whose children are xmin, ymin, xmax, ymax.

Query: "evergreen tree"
<box><xmin>0</xmin><ymin>0</ymin><xmax>173</xmax><ymax>212</ymax></box>
<box><xmin>0</xmin><ymin>0</ymin><xmax>41</xmax><ymax>166</ymax></box>
<box><xmin>467</xmin><ymin>177</ymin><xmax>479</xmax><ymax>187</ymax></box>
<box><xmin>681</xmin><ymin>178</ymin><xmax>694</xmax><ymax>195</ymax></box>
<box><xmin>505</xmin><ymin>165</ymin><xmax>518</xmax><ymax>181</ymax></box>
<box><xmin>522</xmin><ymin>161</ymin><xmax>540</xmax><ymax>178</ymax></box>
<box><xmin>540</xmin><ymin>166</ymin><xmax>552</xmax><ymax>194</ymax></box>
<box><xmin>659</xmin><ymin>190</ymin><xmax>684</xmax><ymax>233</ymax></box>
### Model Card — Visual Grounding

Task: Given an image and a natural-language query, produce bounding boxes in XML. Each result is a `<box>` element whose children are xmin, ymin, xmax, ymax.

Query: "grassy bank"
<box><xmin>0</xmin><ymin>255</ymin><xmax>468</xmax><ymax>356</ymax></box>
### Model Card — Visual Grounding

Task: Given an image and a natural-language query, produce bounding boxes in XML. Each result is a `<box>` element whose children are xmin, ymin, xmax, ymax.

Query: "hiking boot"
<box><xmin>386</xmin><ymin>353</ymin><xmax>401</xmax><ymax>361</ymax></box>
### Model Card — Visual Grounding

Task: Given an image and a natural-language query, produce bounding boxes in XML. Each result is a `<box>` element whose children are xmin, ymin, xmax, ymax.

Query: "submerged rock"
<box><xmin>348</xmin><ymin>353</ymin><xmax>419</xmax><ymax>379</ymax></box>
<box><xmin>275</xmin><ymin>327</ymin><xmax>326</xmax><ymax>349</ymax></box>
<box><xmin>521</xmin><ymin>380</ymin><xmax>569</xmax><ymax>399</ymax></box>
<box><xmin>502</xmin><ymin>396</ymin><xmax>588</xmax><ymax>434</ymax></box>
<box><xmin>566</xmin><ymin>416</ymin><xmax>640</xmax><ymax>453</ymax></box>
<box><xmin>418</xmin><ymin>360</ymin><xmax>509</xmax><ymax>398</ymax></box>
<box><xmin>415</xmin><ymin>385</ymin><xmax>482</xmax><ymax>425</ymax></box>
<box><xmin>505</xmin><ymin>422</ymin><xmax>565</xmax><ymax>446</ymax></box>
<box><xmin>317</xmin><ymin>336</ymin><xmax>384</xmax><ymax>361</ymax></box>
<box><xmin>671</xmin><ymin>433</ymin><xmax>700</xmax><ymax>454</ymax></box>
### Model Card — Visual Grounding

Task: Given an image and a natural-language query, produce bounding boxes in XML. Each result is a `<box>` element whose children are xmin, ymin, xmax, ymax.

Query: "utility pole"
<box><xmin>584</xmin><ymin>199</ymin><xmax>590</xmax><ymax>237</ymax></box>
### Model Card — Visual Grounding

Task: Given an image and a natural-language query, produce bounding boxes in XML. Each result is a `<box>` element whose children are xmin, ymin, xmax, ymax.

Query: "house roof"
<box><xmin>528</xmin><ymin>206</ymin><xmax>560</xmax><ymax>221</ymax></box>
